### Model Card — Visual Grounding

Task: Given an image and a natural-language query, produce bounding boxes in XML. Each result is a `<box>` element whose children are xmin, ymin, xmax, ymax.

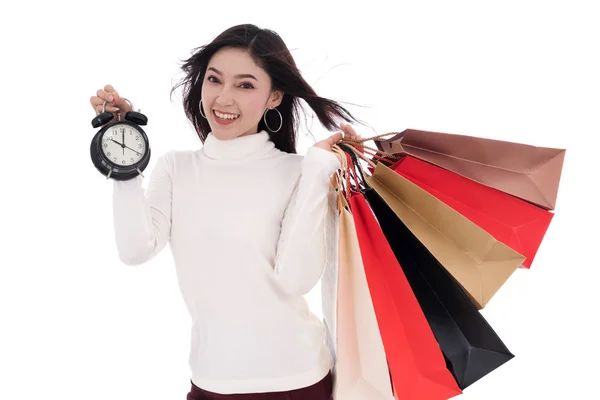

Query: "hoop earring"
<box><xmin>263</xmin><ymin>107</ymin><xmax>283</xmax><ymax>133</ymax></box>
<box><xmin>200</xmin><ymin>99</ymin><xmax>207</xmax><ymax>119</ymax></box>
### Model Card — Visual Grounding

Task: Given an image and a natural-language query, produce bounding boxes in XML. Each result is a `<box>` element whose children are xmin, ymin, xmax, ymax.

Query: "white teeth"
<box><xmin>214</xmin><ymin>111</ymin><xmax>239</xmax><ymax>120</ymax></box>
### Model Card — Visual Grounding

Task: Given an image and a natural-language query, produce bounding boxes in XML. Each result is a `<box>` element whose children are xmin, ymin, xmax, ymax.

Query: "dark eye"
<box><xmin>240</xmin><ymin>82</ymin><xmax>254</xmax><ymax>89</ymax></box>
<box><xmin>207</xmin><ymin>76</ymin><xmax>219</xmax><ymax>83</ymax></box>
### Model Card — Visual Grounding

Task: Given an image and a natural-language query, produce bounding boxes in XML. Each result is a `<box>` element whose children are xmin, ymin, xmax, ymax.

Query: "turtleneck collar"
<box><xmin>202</xmin><ymin>130</ymin><xmax>275</xmax><ymax>161</ymax></box>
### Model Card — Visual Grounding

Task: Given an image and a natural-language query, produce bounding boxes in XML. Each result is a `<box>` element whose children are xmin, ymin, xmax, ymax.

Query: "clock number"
<box><xmin>103</xmin><ymin>143</ymin><xmax>108</xmax><ymax>148</ymax></box>
<box><xmin>138</xmin><ymin>144</ymin><xmax>142</xmax><ymax>148</ymax></box>
<box><xmin>122</xmin><ymin>160</ymin><xmax>126</xmax><ymax>164</ymax></box>
<box><xmin>130</xmin><ymin>157</ymin><xmax>135</xmax><ymax>162</ymax></box>
<box><xmin>113</xmin><ymin>157</ymin><xmax>117</xmax><ymax>162</ymax></box>
<box><xmin>107</xmin><ymin>151</ymin><xmax>111</xmax><ymax>156</ymax></box>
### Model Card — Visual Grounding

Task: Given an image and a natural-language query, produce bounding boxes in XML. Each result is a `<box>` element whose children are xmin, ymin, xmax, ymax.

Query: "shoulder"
<box><xmin>266</xmin><ymin>147</ymin><xmax>304</xmax><ymax>172</ymax></box>
<box><xmin>293</xmin><ymin>147</ymin><xmax>341</xmax><ymax>177</ymax></box>
<box><xmin>151</xmin><ymin>149</ymin><xmax>197</xmax><ymax>176</ymax></box>
<box><xmin>168</xmin><ymin>149</ymin><xmax>197</xmax><ymax>162</ymax></box>
<box><xmin>303</xmin><ymin>147</ymin><xmax>341</xmax><ymax>171</ymax></box>
<box><xmin>268</xmin><ymin>147</ymin><xmax>341</xmax><ymax>182</ymax></box>
<box><xmin>270</xmin><ymin>147</ymin><xmax>339</xmax><ymax>171</ymax></box>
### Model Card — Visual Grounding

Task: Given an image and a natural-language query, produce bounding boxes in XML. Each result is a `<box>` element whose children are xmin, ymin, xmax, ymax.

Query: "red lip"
<box><xmin>213</xmin><ymin>110</ymin><xmax>238</xmax><ymax>126</ymax></box>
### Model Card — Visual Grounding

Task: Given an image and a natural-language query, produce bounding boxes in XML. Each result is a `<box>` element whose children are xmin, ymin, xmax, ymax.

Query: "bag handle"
<box><xmin>339</xmin><ymin>132</ymin><xmax>403</xmax><ymax>162</ymax></box>
<box><xmin>337</xmin><ymin>143</ymin><xmax>371</xmax><ymax>193</ymax></box>
<box><xmin>331</xmin><ymin>146</ymin><xmax>351</xmax><ymax>204</ymax></box>
<box><xmin>345</xmin><ymin>144</ymin><xmax>377</xmax><ymax>169</ymax></box>
<box><xmin>332</xmin><ymin>144</ymin><xmax>364</xmax><ymax>199</ymax></box>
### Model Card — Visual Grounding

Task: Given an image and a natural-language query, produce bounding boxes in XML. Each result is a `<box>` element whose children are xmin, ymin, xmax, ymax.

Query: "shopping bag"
<box><xmin>332</xmin><ymin>180</ymin><xmax>395</xmax><ymax>399</ymax></box>
<box><xmin>337</xmin><ymin>145</ymin><xmax>462</xmax><ymax>400</ymax></box>
<box><xmin>364</xmin><ymin>183</ymin><xmax>515</xmax><ymax>389</ymax></box>
<box><xmin>391</xmin><ymin>156</ymin><xmax>554</xmax><ymax>268</ymax></box>
<box><xmin>374</xmin><ymin>128</ymin><xmax>566</xmax><ymax>210</ymax></box>
<box><xmin>365</xmin><ymin>161</ymin><xmax>526</xmax><ymax>309</ymax></box>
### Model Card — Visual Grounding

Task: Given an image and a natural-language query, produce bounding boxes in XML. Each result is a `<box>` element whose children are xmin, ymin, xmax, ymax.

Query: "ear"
<box><xmin>268</xmin><ymin>90</ymin><xmax>284</xmax><ymax>108</ymax></box>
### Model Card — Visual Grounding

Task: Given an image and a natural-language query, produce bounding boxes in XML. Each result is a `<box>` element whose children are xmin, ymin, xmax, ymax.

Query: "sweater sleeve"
<box><xmin>112</xmin><ymin>151</ymin><xmax>174</xmax><ymax>266</ymax></box>
<box><xmin>273</xmin><ymin>146</ymin><xmax>341</xmax><ymax>295</ymax></box>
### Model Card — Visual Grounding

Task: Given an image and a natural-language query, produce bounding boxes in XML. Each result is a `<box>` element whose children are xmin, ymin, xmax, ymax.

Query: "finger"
<box><xmin>94</xmin><ymin>104</ymin><xmax>121</xmax><ymax>114</ymax></box>
<box><xmin>345</xmin><ymin>123</ymin><xmax>359</xmax><ymax>138</ymax></box>
<box><xmin>90</xmin><ymin>95</ymin><xmax>111</xmax><ymax>108</ymax></box>
<box><xmin>112</xmin><ymin>91</ymin><xmax>133</xmax><ymax>112</ymax></box>
<box><xmin>91</xmin><ymin>95</ymin><xmax>119</xmax><ymax>110</ymax></box>
<box><xmin>340</xmin><ymin>122</ymin><xmax>351</xmax><ymax>135</ymax></box>
<box><xmin>327</xmin><ymin>131</ymin><xmax>343</xmax><ymax>144</ymax></box>
<box><xmin>339</xmin><ymin>123</ymin><xmax>359</xmax><ymax>141</ymax></box>
<box><xmin>104</xmin><ymin>84</ymin><xmax>117</xmax><ymax>94</ymax></box>
<box><xmin>104</xmin><ymin>85</ymin><xmax>129</xmax><ymax>109</ymax></box>
<box><xmin>96</xmin><ymin>89</ymin><xmax>115</xmax><ymax>103</ymax></box>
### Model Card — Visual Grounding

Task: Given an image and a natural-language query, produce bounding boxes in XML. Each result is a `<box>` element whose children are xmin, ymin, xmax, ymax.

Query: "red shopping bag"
<box><xmin>349</xmin><ymin>188</ymin><xmax>462</xmax><ymax>400</ymax></box>
<box><xmin>391</xmin><ymin>156</ymin><xmax>554</xmax><ymax>268</ymax></box>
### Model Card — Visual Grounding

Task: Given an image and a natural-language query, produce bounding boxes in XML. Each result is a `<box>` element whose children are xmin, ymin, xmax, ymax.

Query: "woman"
<box><xmin>89</xmin><ymin>24</ymin><xmax>363</xmax><ymax>399</ymax></box>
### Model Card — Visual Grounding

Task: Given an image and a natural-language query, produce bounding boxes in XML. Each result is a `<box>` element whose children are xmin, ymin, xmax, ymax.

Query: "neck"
<box><xmin>202</xmin><ymin>130</ymin><xmax>275</xmax><ymax>160</ymax></box>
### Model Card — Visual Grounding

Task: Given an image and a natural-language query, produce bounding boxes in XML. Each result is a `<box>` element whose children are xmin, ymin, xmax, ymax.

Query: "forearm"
<box><xmin>112</xmin><ymin>152</ymin><xmax>173</xmax><ymax>266</ymax></box>
<box><xmin>274</xmin><ymin>147</ymin><xmax>340</xmax><ymax>295</ymax></box>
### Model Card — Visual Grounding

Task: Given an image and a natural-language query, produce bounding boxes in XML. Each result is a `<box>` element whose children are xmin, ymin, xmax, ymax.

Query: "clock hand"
<box><xmin>108</xmin><ymin>137</ymin><xmax>142</xmax><ymax>156</ymax></box>
<box><xmin>109</xmin><ymin>138</ymin><xmax>124</xmax><ymax>146</ymax></box>
<box><xmin>124</xmin><ymin>144</ymin><xmax>144</xmax><ymax>156</ymax></box>
<box><xmin>122</xmin><ymin>130</ymin><xmax>125</xmax><ymax>155</ymax></box>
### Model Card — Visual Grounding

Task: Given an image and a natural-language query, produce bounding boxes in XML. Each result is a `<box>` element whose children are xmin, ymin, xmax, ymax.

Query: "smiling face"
<box><xmin>201</xmin><ymin>47</ymin><xmax>283</xmax><ymax>140</ymax></box>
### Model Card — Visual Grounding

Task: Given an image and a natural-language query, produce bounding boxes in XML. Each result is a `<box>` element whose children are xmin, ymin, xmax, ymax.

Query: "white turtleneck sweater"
<box><xmin>111</xmin><ymin>130</ymin><xmax>341</xmax><ymax>394</ymax></box>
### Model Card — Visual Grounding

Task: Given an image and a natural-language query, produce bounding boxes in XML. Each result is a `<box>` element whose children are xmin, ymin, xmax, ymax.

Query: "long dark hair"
<box><xmin>170</xmin><ymin>24</ymin><xmax>365</xmax><ymax>154</ymax></box>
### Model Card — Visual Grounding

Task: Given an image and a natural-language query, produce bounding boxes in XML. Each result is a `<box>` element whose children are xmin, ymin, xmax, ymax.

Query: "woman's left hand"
<box><xmin>313</xmin><ymin>122</ymin><xmax>362</xmax><ymax>162</ymax></box>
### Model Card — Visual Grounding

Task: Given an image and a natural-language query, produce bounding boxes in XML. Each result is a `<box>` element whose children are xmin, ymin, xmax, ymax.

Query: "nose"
<box><xmin>214</xmin><ymin>85</ymin><xmax>234</xmax><ymax>107</ymax></box>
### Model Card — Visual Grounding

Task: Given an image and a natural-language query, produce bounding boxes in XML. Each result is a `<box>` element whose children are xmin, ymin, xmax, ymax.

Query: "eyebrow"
<box><xmin>207</xmin><ymin>67</ymin><xmax>258</xmax><ymax>81</ymax></box>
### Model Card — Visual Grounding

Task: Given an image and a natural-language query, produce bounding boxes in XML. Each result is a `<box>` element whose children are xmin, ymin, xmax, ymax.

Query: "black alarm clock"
<box><xmin>90</xmin><ymin>98</ymin><xmax>151</xmax><ymax>181</ymax></box>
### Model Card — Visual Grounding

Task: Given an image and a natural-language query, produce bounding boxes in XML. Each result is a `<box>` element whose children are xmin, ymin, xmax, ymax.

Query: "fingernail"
<box><xmin>108</xmin><ymin>95</ymin><xmax>114</xmax><ymax>102</ymax></box>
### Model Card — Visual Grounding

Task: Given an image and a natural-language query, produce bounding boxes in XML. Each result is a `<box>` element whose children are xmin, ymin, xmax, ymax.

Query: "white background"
<box><xmin>1</xmin><ymin>0</ymin><xmax>598</xmax><ymax>399</ymax></box>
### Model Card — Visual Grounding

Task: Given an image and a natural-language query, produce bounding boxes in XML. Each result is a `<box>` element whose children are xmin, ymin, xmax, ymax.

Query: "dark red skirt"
<box><xmin>186</xmin><ymin>372</ymin><xmax>333</xmax><ymax>400</ymax></box>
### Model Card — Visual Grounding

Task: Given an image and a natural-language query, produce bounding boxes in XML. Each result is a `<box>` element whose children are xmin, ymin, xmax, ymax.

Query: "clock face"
<box><xmin>101</xmin><ymin>124</ymin><xmax>147</xmax><ymax>166</ymax></box>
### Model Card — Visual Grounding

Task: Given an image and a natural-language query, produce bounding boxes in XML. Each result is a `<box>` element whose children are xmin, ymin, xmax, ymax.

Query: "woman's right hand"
<box><xmin>89</xmin><ymin>84</ymin><xmax>133</xmax><ymax>124</ymax></box>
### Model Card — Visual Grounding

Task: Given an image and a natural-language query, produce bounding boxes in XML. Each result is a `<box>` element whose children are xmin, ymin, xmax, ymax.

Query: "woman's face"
<box><xmin>201</xmin><ymin>47</ymin><xmax>283</xmax><ymax>140</ymax></box>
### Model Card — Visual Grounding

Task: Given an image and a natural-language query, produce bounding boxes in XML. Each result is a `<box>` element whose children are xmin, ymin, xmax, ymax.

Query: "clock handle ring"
<box><xmin>99</xmin><ymin>98</ymin><xmax>137</xmax><ymax>113</ymax></box>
